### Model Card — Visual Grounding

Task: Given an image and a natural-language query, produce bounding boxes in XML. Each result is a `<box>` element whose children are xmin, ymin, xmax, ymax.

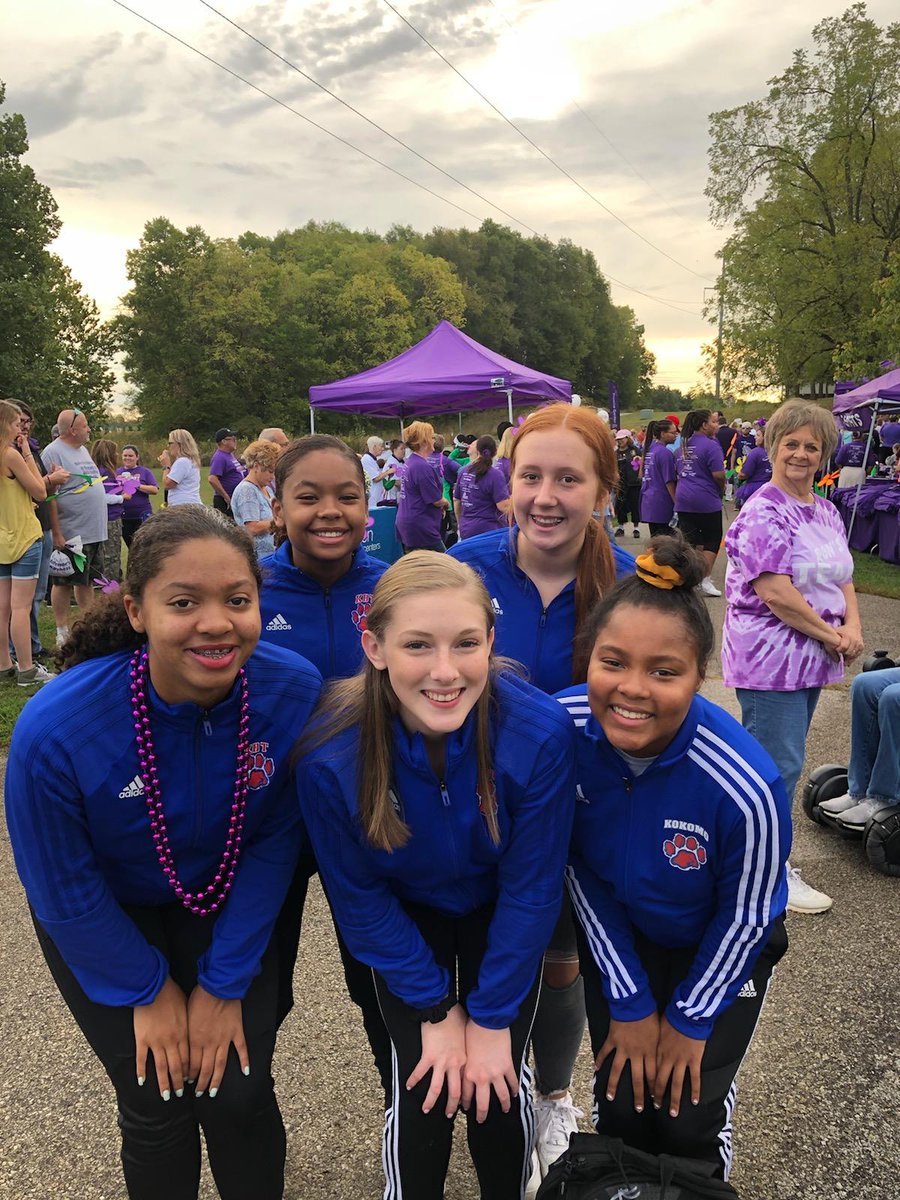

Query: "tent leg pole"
<box><xmin>400</xmin><ymin>417</ymin><xmax>405</xmax><ymax>438</ymax></box>
<box><xmin>309</xmin><ymin>407</ymin><xmax>315</xmax><ymax>433</ymax></box>
<box><xmin>854</xmin><ymin>400</ymin><xmax>883</xmax><ymax>537</ymax></box>
<box><xmin>458</xmin><ymin>412</ymin><xmax>462</xmax><ymax>433</ymax></box>
<box><xmin>506</xmin><ymin>389</ymin><xmax>513</xmax><ymax>424</ymax></box>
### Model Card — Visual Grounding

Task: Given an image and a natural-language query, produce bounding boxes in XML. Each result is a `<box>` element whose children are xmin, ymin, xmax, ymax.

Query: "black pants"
<box><xmin>33</xmin><ymin>905</ymin><xmax>285</xmax><ymax>1200</ymax></box>
<box><xmin>122</xmin><ymin>516</ymin><xmax>149</xmax><ymax>547</ymax></box>
<box><xmin>648</xmin><ymin>521</ymin><xmax>675</xmax><ymax>537</ymax></box>
<box><xmin>578</xmin><ymin>917</ymin><xmax>787</xmax><ymax>1179</ymax></box>
<box><xmin>373</xmin><ymin>900</ymin><xmax>542</xmax><ymax>1200</ymax></box>
<box><xmin>615</xmin><ymin>484</ymin><xmax>641</xmax><ymax>526</ymax></box>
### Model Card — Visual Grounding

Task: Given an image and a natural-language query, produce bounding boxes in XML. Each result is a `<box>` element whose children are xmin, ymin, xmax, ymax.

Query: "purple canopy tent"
<box><xmin>832</xmin><ymin>369</ymin><xmax>900</xmax><ymax>538</ymax></box>
<box><xmin>308</xmin><ymin>320</ymin><xmax>572</xmax><ymax>433</ymax></box>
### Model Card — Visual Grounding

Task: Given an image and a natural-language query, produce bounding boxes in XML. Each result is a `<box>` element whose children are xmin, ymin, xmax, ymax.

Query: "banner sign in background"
<box><xmin>363</xmin><ymin>506</ymin><xmax>403</xmax><ymax>564</ymax></box>
<box><xmin>608</xmin><ymin>380</ymin><xmax>620</xmax><ymax>430</ymax></box>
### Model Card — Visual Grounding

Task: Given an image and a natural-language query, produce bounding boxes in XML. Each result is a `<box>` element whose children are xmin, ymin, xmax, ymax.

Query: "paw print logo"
<box><xmin>247</xmin><ymin>752</ymin><xmax>275</xmax><ymax>791</ymax></box>
<box><xmin>663</xmin><ymin>833</ymin><xmax>707</xmax><ymax>871</ymax></box>
<box><xmin>350</xmin><ymin>593</ymin><xmax>373</xmax><ymax>636</ymax></box>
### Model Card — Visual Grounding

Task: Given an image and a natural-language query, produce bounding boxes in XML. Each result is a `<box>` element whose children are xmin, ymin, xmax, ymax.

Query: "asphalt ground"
<box><xmin>1</xmin><ymin>544</ymin><xmax>898</xmax><ymax>1200</ymax></box>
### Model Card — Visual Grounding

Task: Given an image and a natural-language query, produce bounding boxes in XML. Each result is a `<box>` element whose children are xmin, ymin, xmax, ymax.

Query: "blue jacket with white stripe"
<box><xmin>555</xmin><ymin>686</ymin><xmax>791</xmax><ymax>1040</ymax></box>
<box><xmin>296</xmin><ymin>672</ymin><xmax>576</xmax><ymax>1029</ymax></box>
<box><xmin>449</xmin><ymin>527</ymin><xmax>636</xmax><ymax>694</ymax></box>
<box><xmin>259</xmin><ymin>541</ymin><xmax>389</xmax><ymax>680</ymax></box>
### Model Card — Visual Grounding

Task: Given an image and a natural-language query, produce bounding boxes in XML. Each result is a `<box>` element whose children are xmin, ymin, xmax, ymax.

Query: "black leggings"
<box><xmin>33</xmin><ymin>905</ymin><xmax>285</xmax><ymax>1200</ymax></box>
<box><xmin>615</xmin><ymin>484</ymin><xmax>641</xmax><ymax>526</ymax></box>
<box><xmin>578</xmin><ymin>916</ymin><xmax>787</xmax><ymax>1179</ymax></box>
<box><xmin>374</xmin><ymin>900</ymin><xmax>542</xmax><ymax>1200</ymax></box>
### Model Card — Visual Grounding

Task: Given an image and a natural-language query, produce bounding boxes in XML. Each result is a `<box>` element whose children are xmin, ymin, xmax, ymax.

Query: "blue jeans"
<box><xmin>848</xmin><ymin>669</ymin><xmax>900</xmax><ymax>805</ymax></box>
<box><xmin>736</xmin><ymin>687</ymin><xmax>821</xmax><ymax>805</ymax></box>
<box><xmin>7</xmin><ymin>531</ymin><xmax>51</xmax><ymax>659</ymax></box>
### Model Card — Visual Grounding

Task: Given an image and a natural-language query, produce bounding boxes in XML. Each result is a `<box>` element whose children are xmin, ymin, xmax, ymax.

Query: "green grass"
<box><xmin>851</xmin><ymin>549</ymin><xmax>900</xmax><ymax>599</ymax></box>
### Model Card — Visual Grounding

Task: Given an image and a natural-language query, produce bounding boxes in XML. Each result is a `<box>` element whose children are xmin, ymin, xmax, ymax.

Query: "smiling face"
<box><xmin>512</xmin><ymin>428</ymin><xmax>605</xmax><ymax>561</ymax></box>
<box><xmin>587</xmin><ymin>606</ymin><xmax>702</xmax><ymax>758</ymax></box>
<box><xmin>771</xmin><ymin>423</ymin><xmax>823</xmax><ymax>493</ymax></box>
<box><xmin>121</xmin><ymin>447</ymin><xmax>139</xmax><ymax>469</ymax></box>
<box><xmin>272</xmin><ymin>449</ymin><xmax>368</xmax><ymax>583</ymax></box>
<box><xmin>361</xmin><ymin>590</ymin><xmax>493</xmax><ymax>743</ymax></box>
<box><xmin>122</xmin><ymin>539</ymin><xmax>261</xmax><ymax>708</ymax></box>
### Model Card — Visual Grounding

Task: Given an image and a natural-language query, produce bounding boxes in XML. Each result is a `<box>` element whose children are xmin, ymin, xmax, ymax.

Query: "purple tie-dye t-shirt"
<box><xmin>722</xmin><ymin>483</ymin><xmax>853</xmax><ymax>691</ymax></box>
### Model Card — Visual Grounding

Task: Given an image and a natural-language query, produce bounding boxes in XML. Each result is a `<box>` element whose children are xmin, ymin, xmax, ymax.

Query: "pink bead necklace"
<box><xmin>129</xmin><ymin>646</ymin><xmax>251</xmax><ymax>915</ymax></box>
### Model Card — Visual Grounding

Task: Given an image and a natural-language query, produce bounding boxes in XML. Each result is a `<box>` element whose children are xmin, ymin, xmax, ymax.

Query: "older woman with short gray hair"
<box><xmin>360</xmin><ymin>435</ymin><xmax>394</xmax><ymax>509</ymax></box>
<box><xmin>721</xmin><ymin>400</ymin><xmax>862</xmax><ymax>915</ymax></box>
<box><xmin>229</xmin><ymin>439</ymin><xmax>280</xmax><ymax>557</ymax></box>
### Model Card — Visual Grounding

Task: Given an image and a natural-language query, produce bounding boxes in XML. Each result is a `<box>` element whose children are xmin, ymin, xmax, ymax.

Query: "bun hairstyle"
<box><xmin>469</xmin><ymin>434</ymin><xmax>497</xmax><ymax>479</ymax></box>
<box><xmin>580</xmin><ymin>534</ymin><xmax>714</xmax><ymax>678</ymax></box>
<box><xmin>640</xmin><ymin>419</ymin><xmax>674</xmax><ymax>468</ymax></box>
<box><xmin>509</xmin><ymin>403</ymin><xmax>619</xmax><ymax>680</ymax></box>
<box><xmin>57</xmin><ymin>506</ymin><xmax>261</xmax><ymax>671</ymax></box>
<box><xmin>298</xmin><ymin>553</ymin><xmax>510</xmax><ymax>852</ymax></box>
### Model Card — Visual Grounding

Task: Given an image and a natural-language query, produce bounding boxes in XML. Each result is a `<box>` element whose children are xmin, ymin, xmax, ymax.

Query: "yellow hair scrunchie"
<box><xmin>635</xmin><ymin>552</ymin><xmax>684</xmax><ymax>590</ymax></box>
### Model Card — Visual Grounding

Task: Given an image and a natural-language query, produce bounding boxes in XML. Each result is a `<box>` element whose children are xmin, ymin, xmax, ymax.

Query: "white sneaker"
<box><xmin>535</xmin><ymin>1092</ymin><xmax>583</xmax><ymax>1176</ymax></box>
<box><xmin>786</xmin><ymin>867</ymin><xmax>832</xmax><ymax>914</ymax></box>
<box><xmin>17</xmin><ymin>663</ymin><xmax>54</xmax><ymax>689</ymax></box>
<box><xmin>524</xmin><ymin>1149</ymin><xmax>541</xmax><ymax>1199</ymax></box>
<box><xmin>817</xmin><ymin>791</ymin><xmax>859</xmax><ymax>816</ymax></box>
<box><xmin>700</xmin><ymin>577</ymin><xmax>722</xmax><ymax>597</ymax></box>
<box><xmin>836</xmin><ymin>796</ymin><xmax>886</xmax><ymax>831</ymax></box>
<box><xmin>55</xmin><ymin>627</ymin><xmax>69</xmax><ymax>647</ymax></box>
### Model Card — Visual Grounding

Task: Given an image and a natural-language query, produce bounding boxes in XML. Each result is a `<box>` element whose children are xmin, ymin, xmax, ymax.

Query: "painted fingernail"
<box><xmin>653</xmin><ymin>1101</ymin><xmax>661</xmax><ymax>1110</ymax></box>
<box><xmin>670</xmin><ymin>1108</ymin><xmax>677</xmax><ymax>1117</ymax></box>
<box><xmin>195</xmin><ymin>1090</ymin><xmax>204</xmax><ymax>1098</ymax></box>
<box><xmin>175</xmin><ymin>1088</ymin><xmax>184</xmax><ymax>1098</ymax></box>
<box><xmin>692</xmin><ymin>1098</ymin><xmax>699</xmax><ymax>1106</ymax></box>
<box><xmin>162</xmin><ymin>1090</ymin><xmax>171</xmax><ymax>1102</ymax></box>
<box><xmin>242</xmin><ymin>1065</ymin><xmax>250</xmax><ymax>1077</ymax></box>
<box><xmin>137</xmin><ymin>1076</ymin><xmax>145</xmax><ymax>1087</ymax></box>
<box><xmin>606</xmin><ymin>1093</ymin><xmax>613</xmax><ymax>1102</ymax></box>
<box><xmin>209</xmin><ymin>1087</ymin><xmax>218</xmax><ymax>1099</ymax></box>
<box><xmin>186</xmin><ymin>1078</ymin><xmax>195</xmax><ymax>1085</ymax></box>
<box><xmin>635</xmin><ymin>1105</ymin><xmax>643</xmax><ymax>1113</ymax></box>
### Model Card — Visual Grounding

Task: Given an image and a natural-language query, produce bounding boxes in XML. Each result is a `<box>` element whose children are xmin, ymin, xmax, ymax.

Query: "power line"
<box><xmin>195</xmin><ymin>0</ymin><xmax>542</xmax><ymax>237</ymax></box>
<box><xmin>110</xmin><ymin>1</ymin><xmax>706</xmax><ymax>318</ymax></box>
<box><xmin>380</xmin><ymin>0</ymin><xmax>715</xmax><ymax>284</ymax></box>
<box><xmin>111</xmin><ymin>0</ymin><xmax>486</xmax><ymax>225</ymax></box>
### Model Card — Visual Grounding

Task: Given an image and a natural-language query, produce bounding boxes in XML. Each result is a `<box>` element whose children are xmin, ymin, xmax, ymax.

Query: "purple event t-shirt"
<box><xmin>396</xmin><ymin>451</ymin><xmax>443</xmax><ymax>547</ymax></box>
<box><xmin>736</xmin><ymin>446</ymin><xmax>772</xmax><ymax>498</ymax></box>
<box><xmin>834</xmin><ymin>442</ymin><xmax>867</xmax><ymax>468</ymax></box>
<box><xmin>454</xmin><ymin>463</ymin><xmax>510</xmax><ymax>538</ymax></box>
<box><xmin>675</xmin><ymin>435</ymin><xmax>724</xmax><ymax>513</ymax></box>
<box><xmin>117</xmin><ymin>465</ymin><xmax>157</xmax><ymax>520</ymax></box>
<box><xmin>639</xmin><ymin>442</ymin><xmax>676</xmax><ymax>523</ymax></box>
<box><xmin>721</xmin><ymin>483</ymin><xmax>853</xmax><ymax>691</ymax></box>
<box><xmin>208</xmin><ymin>448</ymin><xmax>245</xmax><ymax>497</ymax></box>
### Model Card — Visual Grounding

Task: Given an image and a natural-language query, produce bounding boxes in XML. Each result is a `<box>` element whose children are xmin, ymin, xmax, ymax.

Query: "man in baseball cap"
<box><xmin>208</xmin><ymin>428</ymin><xmax>244</xmax><ymax>515</ymax></box>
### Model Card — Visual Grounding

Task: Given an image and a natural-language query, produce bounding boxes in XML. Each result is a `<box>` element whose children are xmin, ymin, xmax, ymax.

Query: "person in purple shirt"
<box><xmin>878</xmin><ymin>418</ymin><xmax>900</xmax><ymax>448</ymax></box>
<box><xmin>639</xmin><ymin>419</ymin><xmax>677</xmax><ymax>534</ymax></box>
<box><xmin>734</xmin><ymin>427</ymin><xmax>772</xmax><ymax>507</ymax></box>
<box><xmin>495</xmin><ymin>426</ymin><xmax>515</xmax><ymax>486</ymax></box>
<box><xmin>834</xmin><ymin>430</ymin><xmax>872</xmax><ymax>488</ymax></box>
<box><xmin>395</xmin><ymin>421</ymin><xmax>447</xmax><ymax>553</ymax></box>
<box><xmin>453</xmin><ymin>435</ymin><xmax>510</xmax><ymax>539</ymax></box>
<box><xmin>208</xmin><ymin>428</ymin><xmax>245</xmax><ymax>516</ymax></box>
<box><xmin>117</xmin><ymin>445</ymin><xmax>159</xmax><ymax>547</ymax></box>
<box><xmin>674</xmin><ymin>410</ymin><xmax>726</xmax><ymax>597</ymax></box>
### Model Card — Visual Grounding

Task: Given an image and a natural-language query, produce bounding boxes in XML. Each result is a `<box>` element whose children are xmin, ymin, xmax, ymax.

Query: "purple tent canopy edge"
<box><xmin>308</xmin><ymin>320</ymin><xmax>572</xmax><ymax>419</ymax></box>
<box><xmin>833</xmin><ymin>366</ymin><xmax>900</xmax><ymax>413</ymax></box>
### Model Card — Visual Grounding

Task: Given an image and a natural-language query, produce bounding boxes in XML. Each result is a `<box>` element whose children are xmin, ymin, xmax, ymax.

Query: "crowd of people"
<box><xmin>1</xmin><ymin>395</ymin><xmax>895</xmax><ymax>1200</ymax></box>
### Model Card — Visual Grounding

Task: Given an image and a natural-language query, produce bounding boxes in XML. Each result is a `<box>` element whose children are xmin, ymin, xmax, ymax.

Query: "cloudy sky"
<box><xmin>2</xmin><ymin>0</ymin><xmax>895</xmax><ymax>398</ymax></box>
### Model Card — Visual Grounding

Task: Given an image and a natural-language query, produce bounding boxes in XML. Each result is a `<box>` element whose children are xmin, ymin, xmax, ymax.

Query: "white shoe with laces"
<box><xmin>786</xmin><ymin>866</ymin><xmax>832</xmax><ymax>914</ymax></box>
<box><xmin>836</xmin><ymin>796</ymin><xmax>886</xmax><ymax>831</ymax></box>
<box><xmin>535</xmin><ymin>1092</ymin><xmax>583</xmax><ymax>1177</ymax></box>
<box><xmin>700</xmin><ymin>577</ymin><xmax>722</xmax><ymax>597</ymax></box>
<box><xmin>817</xmin><ymin>791</ymin><xmax>858</xmax><ymax>817</ymax></box>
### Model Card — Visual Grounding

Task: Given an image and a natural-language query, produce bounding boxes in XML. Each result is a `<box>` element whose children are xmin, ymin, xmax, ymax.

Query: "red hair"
<box><xmin>509</xmin><ymin>404</ymin><xmax>619</xmax><ymax>680</ymax></box>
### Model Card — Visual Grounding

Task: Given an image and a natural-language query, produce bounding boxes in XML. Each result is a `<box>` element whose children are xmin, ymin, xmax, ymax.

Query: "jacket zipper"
<box><xmin>439</xmin><ymin>779</ymin><xmax>460</xmax><ymax>879</ymax></box>
<box><xmin>193</xmin><ymin>710</ymin><xmax>212</xmax><ymax>842</ymax></box>
<box><xmin>324</xmin><ymin>588</ymin><xmax>334</xmax><ymax>676</ymax></box>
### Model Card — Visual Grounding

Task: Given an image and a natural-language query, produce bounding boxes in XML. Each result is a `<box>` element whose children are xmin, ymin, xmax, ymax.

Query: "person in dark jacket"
<box><xmin>556</xmin><ymin>535</ymin><xmax>790</xmax><ymax>1179</ymax></box>
<box><xmin>4</xmin><ymin>505</ymin><xmax>322</xmax><ymax>1200</ymax></box>
<box><xmin>296</xmin><ymin>552</ymin><xmax>575</xmax><ymax>1200</ymax></box>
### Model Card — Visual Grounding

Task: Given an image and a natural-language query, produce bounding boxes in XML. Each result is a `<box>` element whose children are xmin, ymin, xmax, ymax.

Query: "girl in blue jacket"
<box><xmin>450</xmin><ymin>402</ymin><xmax>633</xmax><ymax>1182</ymax></box>
<box><xmin>296</xmin><ymin>553</ymin><xmax>576</xmax><ymax>1200</ymax></box>
<box><xmin>259</xmin><ymin>434</ymin><xmax>389</xmax><ymax>679</ymax></box>
<box><xmin>258</xmin><ymin>433</ymin><xmax>394</xmax><ymax>1088</ymax></box>
<box><xmin>5</xmin><ymin>506</ymin><xmax>322</xmax><ymax>1200</ymax></box>
<box><xmin>555</xmin><ymin>535</ymin><xmax>790</xmax><ymax>1178</ymax></box>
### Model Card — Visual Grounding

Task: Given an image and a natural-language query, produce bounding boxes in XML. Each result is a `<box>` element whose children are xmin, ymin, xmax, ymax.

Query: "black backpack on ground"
<box><xmin>535</xmin><ymin>1133</ymin><xmax>740</xmax><ymax>1199</ymax></box>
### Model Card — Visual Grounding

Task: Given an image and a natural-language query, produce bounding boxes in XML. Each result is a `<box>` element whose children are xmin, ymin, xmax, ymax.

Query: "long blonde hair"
<box><xmin>168</xmin><ymin>428</ymin><xmax>200</xmax><ymax>465</ymax></box>
<box><xmin>300</xmin><ymin>553</ymin><xmax>504</xmax><ymax>851</ymax></box>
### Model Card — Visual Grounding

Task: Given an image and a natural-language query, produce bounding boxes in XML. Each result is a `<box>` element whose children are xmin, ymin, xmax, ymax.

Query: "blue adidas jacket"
<box><xmin>449</xmin><ymin>527</ymin><xmax>636</xmax><ymax>693</ymax></box>
<box><xmin>555</xmin><ymin>687</ymin><xmax>791</xmax><ymax>1040</ymax></box>
<box><xmin>259</xmin><ymin>541</ymin><xmax>389</xmax><ymax>679</ymax></box>
<box><xmin>296</xmin><ymin>672</ymin><xmax>576</xmax><ymax>1029</ymax></box>
<box><xmin>5</xmin><ymin>642</ymin><xmax>322</xmax><ymax>1007</ymax></box>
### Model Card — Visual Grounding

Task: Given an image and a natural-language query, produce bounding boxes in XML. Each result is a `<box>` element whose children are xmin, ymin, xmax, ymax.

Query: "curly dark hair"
<box><xmin>56</xmin><ymin>505</ymin><xmax>261</xmax><ymax>670</ymax></box>
<box><xmin>579</xmin><ymin>533</ymin><xmax>714</xmax><ymax>678</ymax></box>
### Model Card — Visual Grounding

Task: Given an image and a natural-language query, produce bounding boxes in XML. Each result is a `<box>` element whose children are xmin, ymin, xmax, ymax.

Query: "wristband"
<box><xmin>414</xmin><ymin>993</ymin><xmax>456</xmax><ymax>1024</ymax></box>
